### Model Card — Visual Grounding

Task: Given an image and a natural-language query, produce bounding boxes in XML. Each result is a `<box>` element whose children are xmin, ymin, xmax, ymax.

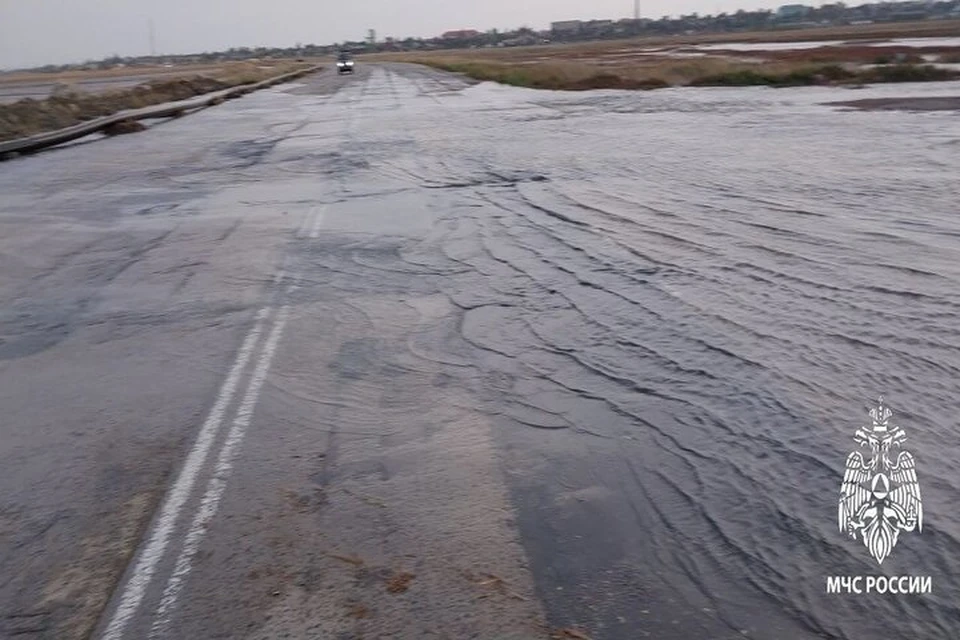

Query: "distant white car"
<box><xmin>336</xmin><ymin>53</ymin><xmax>355</xmax><ymax>75</ymax></box>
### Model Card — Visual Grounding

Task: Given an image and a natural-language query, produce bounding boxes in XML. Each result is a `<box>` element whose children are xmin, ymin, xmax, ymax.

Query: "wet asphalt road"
<box><xmin>1</xmin><ymin>64</ymin><xmax>960</xmax><ymax>640</ymax></box>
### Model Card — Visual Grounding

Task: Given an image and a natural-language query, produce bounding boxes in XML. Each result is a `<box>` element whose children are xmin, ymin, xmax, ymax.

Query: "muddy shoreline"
<box><xmin>825</xmin><ymin>95</ymin><xmax>960</xmax><ymax>110</ymax></box>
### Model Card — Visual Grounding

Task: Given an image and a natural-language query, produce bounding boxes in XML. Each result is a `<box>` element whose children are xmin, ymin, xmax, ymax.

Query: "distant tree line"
<box><xmin>546</xmin><ymin>1</ymin><xmax>960</xmax><ymax>43</ymax></box>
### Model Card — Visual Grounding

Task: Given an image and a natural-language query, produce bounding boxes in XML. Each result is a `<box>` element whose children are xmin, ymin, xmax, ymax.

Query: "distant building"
<box><xmin>441</xmin><ymin>29</ymin><xmax>481</xmax><ymax>40</ymax></box>
<box><xmin>550</xmin><ymin>20</ymin><xmax>583</xmax><ymax>34</ymax></box>
<box><xmin>776</xmin><ymin>4</ymin><xmax>810</xmax><ymax>20</ymax></box>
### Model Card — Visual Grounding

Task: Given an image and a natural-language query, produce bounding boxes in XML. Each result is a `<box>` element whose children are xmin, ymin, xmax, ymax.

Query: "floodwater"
<box><xmin>693</xmin><ymin>36</ymin><xmax>960</xmax><ymax>51</ymax></box>
<box><xmin>2</xmin><ymin>65</ymin><xmax>959</xmax><ymax>639</ymax></box>
<box><xmin>342</xmin><ymin>71</ymin><xmax>960</xmax><ymax>638</ymax></box>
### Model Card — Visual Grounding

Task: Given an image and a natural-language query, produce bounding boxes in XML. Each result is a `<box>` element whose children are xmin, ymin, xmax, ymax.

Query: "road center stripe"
<box><xmin>148</xmin><ymin>305</ymin><xmax>292</xmax><ymax>638</ymax></box>
<box><xmin>309</xmin><ymin>204</ymin><xmax>328</xmax><ymax>239</ymax></box>
<box><xmin>100</xmin><ymin>305</ymin><xmax>274</xmax><ymax>640</ymax></box>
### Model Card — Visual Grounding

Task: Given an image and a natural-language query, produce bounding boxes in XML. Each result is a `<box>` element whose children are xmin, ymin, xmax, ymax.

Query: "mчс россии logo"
<box><xmin>838</xmin><ymin>396</ymin><xmax>922</xmax><ymax>566</ymax></box>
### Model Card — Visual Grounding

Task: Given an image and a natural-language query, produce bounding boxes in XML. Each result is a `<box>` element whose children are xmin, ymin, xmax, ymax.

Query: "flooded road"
<box><xmin>1</xmin><ymin>64</ymin><xmax>959</xmax><ymax>639</ymax></box>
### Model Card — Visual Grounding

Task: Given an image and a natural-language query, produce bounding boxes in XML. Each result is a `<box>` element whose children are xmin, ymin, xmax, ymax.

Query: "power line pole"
<box><xmin>634</xmin><ymin>0</ymin><xmax>640</xmax><ymax>20</ymax></box>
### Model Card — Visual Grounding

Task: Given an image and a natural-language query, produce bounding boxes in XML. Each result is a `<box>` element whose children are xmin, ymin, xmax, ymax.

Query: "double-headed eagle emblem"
<box><xmin>838</xmin><ymin>397</ymin><xmax>922</xmax><ymax>565</ymax></box>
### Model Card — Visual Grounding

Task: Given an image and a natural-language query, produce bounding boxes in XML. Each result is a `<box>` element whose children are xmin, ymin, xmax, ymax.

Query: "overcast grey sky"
<box><xmin>1</xmin><ymin>0</ymin><xmax>790</xmax><ymax>69</ymax></box>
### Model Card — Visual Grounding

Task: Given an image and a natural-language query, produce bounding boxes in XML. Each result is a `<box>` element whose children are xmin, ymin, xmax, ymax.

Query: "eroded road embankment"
<box><xmin>1</xmin><ymin>65</ymin><xmax>959</xmax><ymax>640</ymax></box>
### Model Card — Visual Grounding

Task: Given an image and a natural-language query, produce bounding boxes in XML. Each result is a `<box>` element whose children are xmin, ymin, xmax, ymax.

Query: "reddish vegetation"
<box><xmin>385</xmin><ymin>571</ymin><xmax>415</xmax><ymax>594</ymax></box>
<box><xmin>346</xmin><ymin>602</ymin><xmax>370</xmax><ymax>619</ymax></box>
<box><xmin>567</xmin><ymin>73</ymin><xmax>670</xmax><ymax>90</ymax></box>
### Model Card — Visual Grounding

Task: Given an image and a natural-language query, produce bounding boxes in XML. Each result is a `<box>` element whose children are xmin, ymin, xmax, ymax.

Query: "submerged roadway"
<box><xmin>2</xmin><ymin>64</ymin><xmax>959</xmax><ymax>640</ymax></box>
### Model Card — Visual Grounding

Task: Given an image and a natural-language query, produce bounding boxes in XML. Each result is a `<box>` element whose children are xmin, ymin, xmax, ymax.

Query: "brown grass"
<box><xmin>377</xmin><ymin>23</ymin><xmax>960</xmax><ymax>92</ymax></box>
<box><xmin>0</xmin><ymin>62</ymin><xmax>312</xmax><ymax>142</ymax></box>
<box><xmin>0</xmin><ymin>59</ymin><xmax>317</xmax><ymax>86</ymax></box>
<box><xmin>401</xmin><ymin>53</ymin><xmax>960</xmax><ymax>90</ymax></box>
<box><xmin>407</xmin><ymin>57</ymin><xmax>674</xmax><ymax>90</ymax></box>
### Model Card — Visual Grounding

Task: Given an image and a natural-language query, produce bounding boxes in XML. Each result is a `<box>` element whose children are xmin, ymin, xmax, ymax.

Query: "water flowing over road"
<box><xmin>1</xmin><ymin>64</ymin><xmax>959</xmax><ymax>640</ymax></box>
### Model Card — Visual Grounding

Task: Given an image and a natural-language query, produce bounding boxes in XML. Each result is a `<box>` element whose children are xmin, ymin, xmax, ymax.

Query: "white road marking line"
<box><xmin>271</xmin><ymin>256</ymin><xmax>294</xmax><ymax>301</ymax></box>
<box><xmin>100</xmin><ymin>304</ymin><xmax>275</xmax><ymax>640</ymax></box>
<box><xmin>148</xmin><ymin>305</ymin><xmax>292</xmax><ymax>638</ymax></box>
<box><xmin>296</xmin><ymin>208</ymin><xmax>313</xmax><ymax>238</ymax></box>
<box><xmin>308</xmin><ymin>204</ymin><xmax>328</xmax><ymax>238</ymax></box>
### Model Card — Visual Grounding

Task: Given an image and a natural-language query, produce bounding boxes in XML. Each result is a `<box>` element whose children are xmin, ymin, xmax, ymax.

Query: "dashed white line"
<box><xmin>100</xmin><ymin>305</ymin><xmax>274</xmax><ymax>640</ymax></box>
<box><xmin>295</xmin><ymin>210</ymin><xmax>311</xmax><ymax>238</ymax></box>
<box><xmin>309</xmin><ymin>204</ymin><xmax>328</xmax><ymax>238</ymax></box>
